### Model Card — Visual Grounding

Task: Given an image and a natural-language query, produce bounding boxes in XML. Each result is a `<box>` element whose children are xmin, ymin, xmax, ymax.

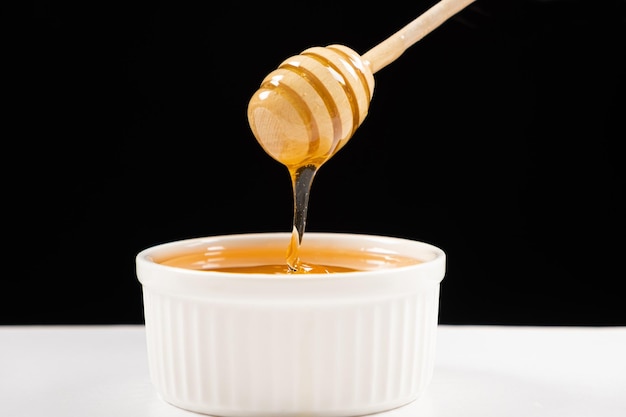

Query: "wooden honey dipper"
<box><xmin>247</xmin><ymin>0</ymin><xmax>476</xmax><ymax>168</ymax></box>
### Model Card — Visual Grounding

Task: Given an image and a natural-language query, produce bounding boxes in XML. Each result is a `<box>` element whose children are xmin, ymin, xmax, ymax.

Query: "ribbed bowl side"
<box><xmin>142</xmin><ymin>283</ymin><xmax>441</xmax><ymax>417</ymax></box>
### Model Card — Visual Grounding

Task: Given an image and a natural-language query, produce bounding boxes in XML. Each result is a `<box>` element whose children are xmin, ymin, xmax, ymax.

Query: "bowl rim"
<box><xmin>136</xmin><ymin>231</ymin><xmax>446</xmax><ymax>281</ymax></box>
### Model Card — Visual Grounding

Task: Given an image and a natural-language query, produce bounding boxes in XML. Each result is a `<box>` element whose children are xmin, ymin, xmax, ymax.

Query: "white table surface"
<box><xmin>2</xmin><ymin>324</ymin><xmax>625</xmax><ymax>417</ymax></box>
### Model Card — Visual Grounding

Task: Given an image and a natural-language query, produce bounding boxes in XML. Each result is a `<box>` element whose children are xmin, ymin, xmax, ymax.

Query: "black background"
<box><xmin>20</xmin><ymin>0</ymin><xmax>624</xmax><ymax>326</ymax></box>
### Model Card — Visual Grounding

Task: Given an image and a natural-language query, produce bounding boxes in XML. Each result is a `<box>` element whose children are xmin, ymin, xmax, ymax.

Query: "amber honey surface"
<box><xmin>156</xmin><ymin>243</ymin><xmax>421</xmax><ymax>274</ymax></box>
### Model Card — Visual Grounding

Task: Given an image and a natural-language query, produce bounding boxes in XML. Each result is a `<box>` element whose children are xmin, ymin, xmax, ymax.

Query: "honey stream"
<box><xmin>286</xmin><ymin>164</ymin><xmax>318</xmax><ymax>272</ymax></box>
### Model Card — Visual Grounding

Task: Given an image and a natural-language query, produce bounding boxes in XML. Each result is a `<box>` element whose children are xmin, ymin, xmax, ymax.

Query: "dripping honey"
<box><xmin>247</xmin><ymin>45</ymin><xmax>375</xmax><ymax>273</ymax></box>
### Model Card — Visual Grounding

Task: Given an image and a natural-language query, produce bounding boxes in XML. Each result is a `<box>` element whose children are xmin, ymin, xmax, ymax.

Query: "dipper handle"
<box><xmin>363</xmin><ymin>0</ymin><xmax>476</xmax><ymax>73</ymax></box>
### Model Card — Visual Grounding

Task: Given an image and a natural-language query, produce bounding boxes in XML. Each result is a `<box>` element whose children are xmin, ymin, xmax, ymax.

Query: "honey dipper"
<box><xmin>247</xmin><ymin>0</ymin><xmax>476</xmax><ymax>168</ymax></box>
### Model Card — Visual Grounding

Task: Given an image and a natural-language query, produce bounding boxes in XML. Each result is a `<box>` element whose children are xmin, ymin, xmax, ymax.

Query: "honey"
<box><xmin>248</xmin><ymin>45</ymin><xmax>376</xmax><ymax>273</ymax></box>
<box><xmin>156</xmin><ymin>241</ymin><xmax>421</xmax><ymax>274</ymax></box>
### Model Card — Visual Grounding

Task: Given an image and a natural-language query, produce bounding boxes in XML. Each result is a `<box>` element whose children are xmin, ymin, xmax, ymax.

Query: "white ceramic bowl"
<box><xmin>136</xmin><ymin>232</ymin><xmax>446</xmax><ymax>417</ymax></box>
